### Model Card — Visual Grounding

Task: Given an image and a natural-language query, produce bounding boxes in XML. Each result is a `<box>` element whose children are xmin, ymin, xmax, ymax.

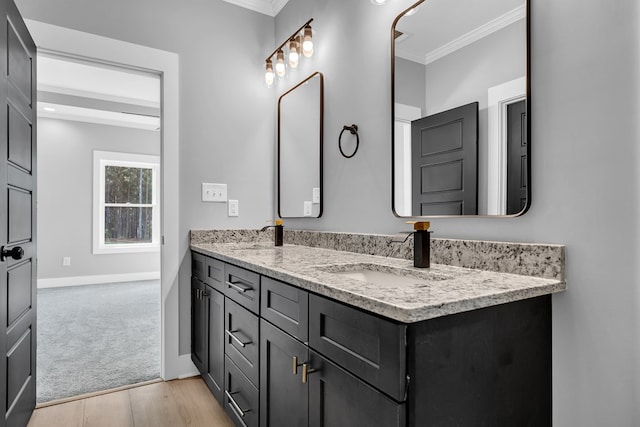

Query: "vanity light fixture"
<box><xmin>264</xmin><ymin>18</ymin><xmax>314</xmax><ymax>86</ymax></box>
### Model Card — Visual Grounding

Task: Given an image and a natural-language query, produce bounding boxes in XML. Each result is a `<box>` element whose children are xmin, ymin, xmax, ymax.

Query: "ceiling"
<box><xmin>37</xmin><ymin>55</ymin><xmax>161</xmax><ymax>131</ymax></box>
<box><xmin>395</xmin><ymin>0</ymin><xmax>525</xmax><ymax>65</ymax></box>
<box><xmin>222</xmin><ymin>0</ymin><xmax>289</xmax><ymax>17</ymax></box>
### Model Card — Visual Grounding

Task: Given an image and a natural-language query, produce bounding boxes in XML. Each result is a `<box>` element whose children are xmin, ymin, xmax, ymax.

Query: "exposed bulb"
<box><xmin>265</xmin><ymin>60</ymin><xmax>274</xmax><ymax>87</ymax></box>
<box><xmin>275</xmin><ymin>49</ymin><xmax>286</xmax><ymax>77</ymax></box>
<box><xmin>370</xmin><ymin>0</ymin><xmax>387</xmax><ymax>4</ymax></box>
<box><xmin>302</xmin><ymin>25</ymin><xmax>313</xmax><ymax>58</ymax></box>
<box><xmin>288</xmin><ymin>38</ymin><xmax>300</xmax><ymax>68</ymax></box>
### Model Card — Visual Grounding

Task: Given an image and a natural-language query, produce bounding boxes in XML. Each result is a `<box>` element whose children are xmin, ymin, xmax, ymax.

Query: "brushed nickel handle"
<box><xmin>293</xmin><ymin>356</ymin><xmax>305</xmax><ymax>375</ymax></box>
<box><xmin>302</xmin><ymin>363</ymin><xmax>317</xmax><ymax>384</ymax></box>
<box><xmin>225</xmin><ymin>280</ymin><xmax>252</xmax><ymax>293</ymax></box>
<box><xmin>225</xmin><ymin>390</ymin><xmax>251</xmax><ymax>421</ymax></box>
<box><xmin>225</xmin><ymin>329</ymin><xmax>252</xmax><ymax>347</ymax></box>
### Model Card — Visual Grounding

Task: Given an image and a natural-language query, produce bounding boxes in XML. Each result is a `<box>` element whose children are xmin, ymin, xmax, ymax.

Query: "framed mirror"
<box><xmin>392</xmin><ymin>0</ymin><xmax>530</xmax><ymax>217</ymax></box>
<box><xmin>278</xmin><ymin>72</ymin><xmax>324</xmax><ymax>218</ymax></box>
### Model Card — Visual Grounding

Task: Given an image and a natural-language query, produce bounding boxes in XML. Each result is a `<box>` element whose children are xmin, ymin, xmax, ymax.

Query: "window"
<box><xmin>93</xmin><ymin>151</ymin><xmax>160</xmax><ymax>254</ymax></box>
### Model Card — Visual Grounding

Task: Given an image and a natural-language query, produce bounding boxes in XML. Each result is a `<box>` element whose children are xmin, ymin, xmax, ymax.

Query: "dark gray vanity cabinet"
<box><xmin>190</xmin><ymin>276</ymin><xmax>207</xmax><ymax>373</ymax></box>
<box><xmin>191</xmin><ymin>250</ymin><xmax>552</xmax><ymax>427</ymax></box>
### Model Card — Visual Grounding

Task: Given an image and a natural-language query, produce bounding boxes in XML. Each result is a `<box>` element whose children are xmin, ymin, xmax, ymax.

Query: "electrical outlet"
<box><xmin>228</xmin><ymin>199</ymin><xmax>239</xmax><ymax>217</ymax></box>
<box><xmin>202</xmin><ymin>183</ymin><xmax>227</xmax><ymax>202</ymax></box>
<box><xmin>312</xmin><ymin>187</ymin><xmax>320</xmax><ymax>204</ymax></box>
<box><xmin>304</xmin><ymin>201</ymin><xmax>313</xmax><ymax>216</ymax></box>
<box><xmin>63</xmin><ymin>257</ymin><xmax>71</xmax><ymax>266</ymax></box>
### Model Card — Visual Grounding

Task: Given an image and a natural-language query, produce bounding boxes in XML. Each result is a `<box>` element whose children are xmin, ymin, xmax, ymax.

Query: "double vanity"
<box><xmin>190</xmin><ymin>230</ymin><xmax>565</xmax><ymax>427</ymax></box>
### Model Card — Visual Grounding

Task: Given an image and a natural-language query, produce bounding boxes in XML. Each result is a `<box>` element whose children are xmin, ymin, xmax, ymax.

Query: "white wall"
<box><xmin>275</xmin><ymin>0</ymin><xmax>639</xmax><ymax>425</ymax></box>
<box><xmin>37</xmin><ymin>118</ymin><xmax>160</xmax><ymax>282</ymax></box>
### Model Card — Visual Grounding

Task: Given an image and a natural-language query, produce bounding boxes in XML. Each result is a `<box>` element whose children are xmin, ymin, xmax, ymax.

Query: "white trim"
<box><xmin>394</xmin><ymin>103</ymin><xmax>422</xmax><ymax>217</ymax></box>
<box><xmin>221</xmin><ymin>0</ymin><xmax>288</xmax><ymax>16</ymax></box>
<box><xmin>92</xmin><ymin>151</ymin><xmax>161</xmax><ymax>254</ymax></box>
<box><xmin>38</xmin><ymin>83</ymin><xmax>160</xmax><ymax>109</ymax></box>
<box><xmin>417</xmin><ymin>5</ymin><xmax>526</xmax><ymax>65</ymax></box>
<box><xmin>487</xmin><ymin>77</ymin><xmax>526</xmax><ymax>215</ymax></box>
<box><xmin>27</xmin><ymin>20</ymin><xmax>182</xmax><ymax>380</ymax></box>
<box><xmin>37</xmin><ymin>272</ymin><xmax>161</xmax><ymax>289</ymax></box>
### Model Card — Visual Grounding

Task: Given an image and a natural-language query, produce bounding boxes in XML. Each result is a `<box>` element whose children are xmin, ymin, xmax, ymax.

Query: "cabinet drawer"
<box><xmin>224</xmin><ymin>264</ymin><xmax>260</xmax><ymax>314</ymax></box>
<box><xmin>191</xmin><ymin>251</ymin><xmax>206</xmax><ymax>282</ymax></box>
<box><xmin>225</xmin><ymin>299</ymin><xmax>259</xmax><ymax>387</ymax></box>
<box><xmin>308</xmin><ymin>350</ymin><xmax>406</xmax><ymax>427</ymax></box>
<box><xmin>261</xmin><ymin>277</ymin><xmax>308</xmax><ymax>342</ymax></box>
<box><xmin>225</xmin><ymin>356</ymin><xmax>259</xmax><ymax>427</ymax></box>
<box><xmin>309</xmin><ymin>294</ymin><xmax>407</xmax><ymax>402</ymax></box>
<box><xmin>205</xmin><ymin>257</ymin><xmax>225</xmax><ymax>292</ymax></box>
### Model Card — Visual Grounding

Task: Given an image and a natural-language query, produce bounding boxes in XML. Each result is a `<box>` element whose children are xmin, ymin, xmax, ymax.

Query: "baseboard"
<box><xmin>37</xmin><ymin>272</ymin><xmax>161</xmax><ymax>289</ymax></box>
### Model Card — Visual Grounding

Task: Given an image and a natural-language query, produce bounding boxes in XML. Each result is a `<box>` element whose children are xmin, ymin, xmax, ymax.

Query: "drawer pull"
<box><xmin>293</xmin><ymin>356</ymin><xmax>305</xmax><ymax>375</ymax></box>
<box><xmin>226</xmin><ymin>329</ymin><xmax>252</xmax><ymax>347</ymax></box>
<box><xmin>226</xmin><ymin>280</ymin><xmax>253</xmax><ymax>293</ymax></box>
<box><xmin>302</xmin><ymin>363</ymin><xmax>318</xmax><ymax>384</ymax></box>
<box><xmin>225</xmin><ymin>390</ymin><xmax>251</xmax><ymax>420</ymax></box>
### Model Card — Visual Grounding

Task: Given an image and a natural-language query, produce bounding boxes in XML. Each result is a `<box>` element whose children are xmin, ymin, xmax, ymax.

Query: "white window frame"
<box><xmin>93</xmin><ymin>150</ymin><xmax>161</xmax><ymax>254</ymax></box>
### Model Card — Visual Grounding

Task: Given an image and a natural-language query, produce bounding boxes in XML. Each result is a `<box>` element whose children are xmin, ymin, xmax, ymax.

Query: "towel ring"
<box><xmin>338</xmin><ymin>124</ymin><xmax>359</xmax><ymax>159</ymax></box>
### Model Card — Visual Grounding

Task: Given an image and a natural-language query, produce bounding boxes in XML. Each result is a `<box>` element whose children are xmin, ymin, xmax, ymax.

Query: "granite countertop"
<box><xmin>190</xmin><ymin>241</ymin><xmax>566</xmax><ymax>323</ymax></box>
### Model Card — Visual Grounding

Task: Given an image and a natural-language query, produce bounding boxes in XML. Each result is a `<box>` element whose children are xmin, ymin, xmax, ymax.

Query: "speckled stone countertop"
<box><xmin>190</xmin><ymin>238</ymin><xmax>566</xmax><ymax>323</ymax></box>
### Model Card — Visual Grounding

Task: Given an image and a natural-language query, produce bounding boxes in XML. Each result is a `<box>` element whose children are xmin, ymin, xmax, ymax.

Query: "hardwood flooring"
<box><xmin>27</xmin><ymin>377</ymin><xmax>234</xmax><ymax>427</ymax></box>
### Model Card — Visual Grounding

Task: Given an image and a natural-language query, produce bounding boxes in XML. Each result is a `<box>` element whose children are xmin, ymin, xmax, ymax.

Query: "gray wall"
<box><xmin>18</xmin><ymin>0</ymin><xmax>640</xmax><ymax>424</ymax></box>
<box><xmin>37</xmin><ymin>118</ymin><xmax>160</xmax><ymax>280</ymax></box>
<box><xmin>394</xmin><ymin>56</ymin><xmax>425</xmax><ymax>113</ymax></box>
<box><xmin>276</xmin><ymin>1</ymin><xmax>639</xmax><ymax>425</ymax></box>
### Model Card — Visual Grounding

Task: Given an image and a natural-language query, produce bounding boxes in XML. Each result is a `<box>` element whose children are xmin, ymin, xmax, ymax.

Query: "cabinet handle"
<box><xmin>195</xmin><ymin>288</ymin><xmax>201</xmax><ymax>299</ymax></box>
<box><xmin>225</xmin><ymin>390</ymin><xmax>251</xmax><ymax>420</ymax></box>
<box><xmin>302</xmin><ymin>363</ymin><xmax>317</xmax><ymax>384</ymax></box>
<box><xmin>225</xmin><ymin>329</ymin><xmax>252</xmax><ymax>347</ymax></box>
<box><xmin>293</xmin><ymin>356</ymin><xmax>305</xmax><ymax>375</ymax></box>
<box><xmin>226</xmin><ymin>280</ymin><xmax>253</xmax><ymax>293</ymax></box>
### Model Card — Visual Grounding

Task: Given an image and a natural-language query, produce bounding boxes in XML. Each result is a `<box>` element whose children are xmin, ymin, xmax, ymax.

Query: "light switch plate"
<box><xmin>303</xmin><ymin>201</ymin><xmax>312</xmax><ymax>216</ymax></box>
<box><xmin>202</xmin><ymin>183</ymin><xmax>227</xmax><ymax>202</ymax></box>
<box><xmin>312</xmin><ymin>187</ymin><xmax>320</xmax><ymax>204</ymax></box>
<box><xmin>228</xmin><ymin>199</ymin><xmax>239</xmax><ymax>217</ymax></box>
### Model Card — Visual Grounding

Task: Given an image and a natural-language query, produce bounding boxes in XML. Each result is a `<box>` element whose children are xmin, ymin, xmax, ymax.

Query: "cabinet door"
<box><xmin>204</xmin><ymin>287</ymin><xmax>225</xmax><ymax>402</ymax></box>
<box><xmin>260</xmin><ymin>320</ymin><xmax>308</xmax><ymax>427</ymax></box>
<box><xmin>191</xmin><ymin>277</ymin><xmax>207</xmax><ymax>373</ymax></box>
<box><xmin>308</xmin><ymin>351</ymin><xmax>405</xmax><ymax>427</ymax></box>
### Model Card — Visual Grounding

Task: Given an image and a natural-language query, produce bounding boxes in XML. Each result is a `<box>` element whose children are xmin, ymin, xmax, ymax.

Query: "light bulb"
<box><xmin>288</xmin><ymin>37</ymin><xmax>300</xmax><ymax>68</ymax></box>
<box><xmin>275</xmin><ymin>49</ymin><xmax>286</xmax><ymax>77</ymax></box>
<box><xmin>302</xmin><ymin>25</ymin><xmax>313</xmax><ymax>58</ymax></box>
<box><xmin>265</xmin><ymin>60</ymin><xmax>274</xmax><ymax>86</ymax></box>
<box><xmin>370</xmin><ymin>0</ymin><xmax>387</xmax><ymax>4</ymax></box>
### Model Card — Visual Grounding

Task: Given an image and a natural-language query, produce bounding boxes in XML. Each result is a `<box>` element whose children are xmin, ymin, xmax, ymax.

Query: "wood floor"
<box><xmin>27</xmin><ymin>377</ymin><xmax>235</xmax><ymax>427</ymax></box>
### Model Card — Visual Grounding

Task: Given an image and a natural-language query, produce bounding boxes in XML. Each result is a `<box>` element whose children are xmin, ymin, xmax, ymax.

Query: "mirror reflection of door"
<box><xmin>507</xmin><ymin>100</ymin><xmax>527</xmax><ymax>214</ymax></box>
<box><xmin>411</xmin><ymin>102</ymin><xmax>478</xmax><ymax>216</ymax></box>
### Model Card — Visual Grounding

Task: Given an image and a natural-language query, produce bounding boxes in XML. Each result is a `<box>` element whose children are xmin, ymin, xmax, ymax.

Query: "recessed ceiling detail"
<box><xmin>222</xmin><ymin>0</ymin><xmax>289</xmax><ymax>17</ymax></box>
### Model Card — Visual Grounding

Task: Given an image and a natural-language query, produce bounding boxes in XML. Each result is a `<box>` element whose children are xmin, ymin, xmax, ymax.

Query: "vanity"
<box><xmin>190</xmin><ymin>231</ymin><xmax>565</xmax><ymax>427</ymax></box>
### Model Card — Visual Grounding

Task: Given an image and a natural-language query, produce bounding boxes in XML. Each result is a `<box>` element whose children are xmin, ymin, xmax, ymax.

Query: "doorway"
<box><xmin>36</xmin><ymin>53</ymin><xmax>162</xmax><ymax>403</ymax></box>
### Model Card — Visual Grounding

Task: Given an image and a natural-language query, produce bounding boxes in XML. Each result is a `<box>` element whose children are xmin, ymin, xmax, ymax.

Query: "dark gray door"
<box><xmin>506</xmin><ymin>100</ymin><xmax>527</xmax><ymax>214</ymax></box>
<box><xmin>411</xmin><ymin>102</ymin><xmax>478</xmax><ymax>215</ymax></box>
<box><xmin>191</xmin><ymin>277</ymin><xmax>207</xmax><ymax>373</ymax></box>
<box><xmin>260</xmin><ymin>320</ymin><xmax>308</xmax><ymax>427</ymax></box>
<box><xmin>0</xmin><ymin>1</ymin><xmax>37</xmax><ymax>426</ymax></box>
<box><xmin>205</xmin><ymin>287</ymin><xmax>224</xmax><ymax>402</ymax></box>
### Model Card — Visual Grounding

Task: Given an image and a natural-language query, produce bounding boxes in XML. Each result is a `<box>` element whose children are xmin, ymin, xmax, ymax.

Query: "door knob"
<box><xmin>1</xmin><ymin>246</ymin><xmax>24</xmax><ymax>261</ymax></box>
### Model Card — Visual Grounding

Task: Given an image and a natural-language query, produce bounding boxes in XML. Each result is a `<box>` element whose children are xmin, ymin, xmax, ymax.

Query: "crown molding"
<box><xmin>222</xmin><ymin>0</ymin><xmax>289</xmax><ymax>17</ymax></box>
<box><xmin>423</xmin><ymin>5</ymin><xmax>525</xmax><ymax>65</ymax></box>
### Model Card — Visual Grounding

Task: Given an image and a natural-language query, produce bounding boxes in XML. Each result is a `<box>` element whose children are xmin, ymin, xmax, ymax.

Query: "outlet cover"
<box><xmin>202</xmin><ymin>183</ymin><xmax>227</xmax><ymax>202</ymax></box>
<box><xmin>303</xmin><ymin>201</ymin><xmax>313</xmax><ymax>216</ymax></box>
<box><xmin>312</xmin><ymin>187</ymin><xmax>320</xmax><ymax>204</ymax></box>
<box><xmin>228</xmin><ymin>199</ymin><xmax>239</xmax><ymax>217</ymax></box>
<box><xmin>63</xmin><ymin>257</ymin><xmax>71</xmax><ymax>266</ymax></box>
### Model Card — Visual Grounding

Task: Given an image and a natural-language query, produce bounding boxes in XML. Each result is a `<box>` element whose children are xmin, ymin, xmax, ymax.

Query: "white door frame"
<box><xmin>487</xmin><ymin>77</ymin><xmax>526</xmax><ymax>215</ymax></box>
<box><xmin>26</xmin><ymin>20</ymin><xmax>195</xmax><ymax>380</ymax></box>
<box><xmin>394</xmin><ymin>103</ymin><xmax>422</xmax><ymax>217</ymax></box>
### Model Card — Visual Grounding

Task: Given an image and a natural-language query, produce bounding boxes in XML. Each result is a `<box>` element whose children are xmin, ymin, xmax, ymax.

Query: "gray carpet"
<box><xmin>36</xmin><ymin>280</ymin><xmax>161</xmax><ymax>403</ymax></box>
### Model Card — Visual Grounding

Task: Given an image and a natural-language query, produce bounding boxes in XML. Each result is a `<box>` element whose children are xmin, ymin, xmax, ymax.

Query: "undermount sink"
<box><xmin>320</xmin><ymin>263</ymin><xmax>452</xmax><ymax>287</ymax></box>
